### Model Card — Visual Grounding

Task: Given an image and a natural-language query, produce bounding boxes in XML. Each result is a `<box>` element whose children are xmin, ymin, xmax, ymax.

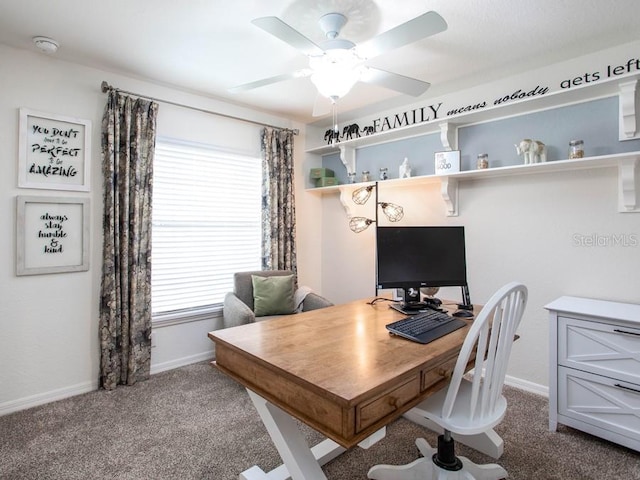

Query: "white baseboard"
<box><xmin>1</xmin><ymin>352</ymin><xmax>215</xmax><ymax>417</ymax></box>
<box><xmin>0</xmin><ymin>379</ymin><xmax>98</xmax><ymax>416</ymax></box>
<box><xmin>505</xmin><ymin>374</ymin><xmax>549</xmax><ymax>397</ymax></box>
<box><xmin>150</xmin><ymin>351</ymin><xmax>215</xmax><ymax>375</ymax></box>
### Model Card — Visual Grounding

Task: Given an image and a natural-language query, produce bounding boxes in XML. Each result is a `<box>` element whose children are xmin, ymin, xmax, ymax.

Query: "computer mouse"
<box><xmin>453</xmin><ymin>310</ymin><xmax>474</xmax><ymax>318</ymax></box>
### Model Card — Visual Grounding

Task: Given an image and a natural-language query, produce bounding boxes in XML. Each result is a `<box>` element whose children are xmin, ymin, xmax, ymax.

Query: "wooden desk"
<box><xmin>209</xmin><ymin>299</ymin><xmax>477</xmax><ymax>479</ymax></box>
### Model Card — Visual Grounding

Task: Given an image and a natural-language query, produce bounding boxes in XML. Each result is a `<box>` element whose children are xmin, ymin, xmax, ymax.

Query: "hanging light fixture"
<box><xmin>349</xmin><ymin>182</ymin><xmax>404</xmax><ymax>233</ymax></box>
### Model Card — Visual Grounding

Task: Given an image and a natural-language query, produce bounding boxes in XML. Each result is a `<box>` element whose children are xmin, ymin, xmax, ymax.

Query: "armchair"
<box><xmin>222</xmin><ymin>270</ymin><xmax>333</xmax><ymax>328</ymax></box>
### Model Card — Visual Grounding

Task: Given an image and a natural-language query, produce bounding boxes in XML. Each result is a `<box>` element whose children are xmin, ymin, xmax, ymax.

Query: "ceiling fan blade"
<box><xmin>361</xmin><ymin>68</ymin><xmax>430</xmax><ymax>97</ymax></box>
<box><xmin>356</xmin><ymin>11</ymin><xmax>447</xmax><ymax>59</ymax></box>
<box><xmin>252</xmin><ymin>16</ymin><xmax>325</xmax><ymax>56</ymax></box>
<box><xmin>229</xmin><ymin>70</ymin><xmax>310</xmax><ymax>93</ymax></box>
<box><xmin>312</xmin><ymin>94</ymin><xmax>332</xmax><ymax>117</ymax></box>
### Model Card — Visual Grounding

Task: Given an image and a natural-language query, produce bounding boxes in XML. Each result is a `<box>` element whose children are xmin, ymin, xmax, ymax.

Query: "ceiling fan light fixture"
<box><xmin>310</xmin><ymin>69</ymin><xmax>359</xmax><ymax>99</ymax></box>
<box><xmin>309</xmin><ymin>51</ymin><xmax>362</xmax><ymax>99</ymax></box>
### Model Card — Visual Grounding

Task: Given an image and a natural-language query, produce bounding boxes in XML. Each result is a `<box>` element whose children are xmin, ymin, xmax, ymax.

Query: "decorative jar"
<box><xmin>569</xmin><ymin>140</ymin><xmax>584</xmax><ymax>159</ymax></box>
<box><xmin>477</xmin><ymin>153</ymin><xmax>489</xmax><ymax>169</ymax></box>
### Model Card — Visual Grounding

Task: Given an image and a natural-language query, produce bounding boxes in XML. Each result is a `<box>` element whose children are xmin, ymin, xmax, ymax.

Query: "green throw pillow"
<box><xmin>251</xmin><ymin>274</ymin><xmax>295</xmax><ymax>317</ymax></box>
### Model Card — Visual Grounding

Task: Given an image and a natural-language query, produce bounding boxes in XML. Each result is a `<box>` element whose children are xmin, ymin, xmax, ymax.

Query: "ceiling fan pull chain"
<box><xmin>331</xmin><ymin>96</ymin><xmax>340</xmax><ymax>140</ymax></box>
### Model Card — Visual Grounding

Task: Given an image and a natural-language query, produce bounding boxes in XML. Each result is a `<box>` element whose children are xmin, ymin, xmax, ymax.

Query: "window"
<box><xmin>151</xmin><ymin>138</ymin><xmax>262</xmax><ymax>320</ymax></box>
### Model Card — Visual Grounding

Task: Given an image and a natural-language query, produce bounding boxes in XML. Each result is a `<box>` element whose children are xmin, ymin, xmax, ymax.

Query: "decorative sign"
<box><xmin>322</xmin><ymin>54</ymin><xmax>640</xmax><ymax>145</ymax></box>
<box><xmin>434</xmin><ymin>150</ymin><xmax>461</xmax><ymax>175</ymax></box>
<box><xmin>16</xmin><ymin>196</ymin><xmax>90</xmax><ymax>275</ymax></box>
<box><xmin>18</xmin><ymin>108</ymin><xmax>91</xmax><ymax>191</ymax></box>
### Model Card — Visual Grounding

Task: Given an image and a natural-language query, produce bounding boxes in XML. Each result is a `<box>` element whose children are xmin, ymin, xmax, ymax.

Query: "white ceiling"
<box><xmin>1</xmin><ymin>0</ymin><xmax>639</xmax><ymax>124</ymax></box>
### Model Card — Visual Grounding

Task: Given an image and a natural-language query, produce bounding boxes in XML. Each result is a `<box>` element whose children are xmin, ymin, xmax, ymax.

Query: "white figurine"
<box><xmin>515</xmin><ymin>139</ymin><xmax>547</xmax><ymax>164</ymax></box>
<box><xmin>399</xmin><ymin>158</ymin><xmax>412</xmax><ymax>178</ymax></box>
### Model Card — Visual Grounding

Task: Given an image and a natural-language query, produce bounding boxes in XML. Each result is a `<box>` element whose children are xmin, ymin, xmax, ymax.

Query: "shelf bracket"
<box><xmin>440</xmin><ymin>177</ymin><xmax>459</xmax><ymax>216</ymax></box>
<box><xmin>439</xmin><ymin>122</ymin><xmax>458</xmax><ymax>151</ymax></box>
<box><xmin>618</xmin><ymin>157</ymin><xmax>639</xmax><ymax>212</ymax></box>
<box><xmin>619</xmin><ymin>80</ymin><xmax>639</xmax><ymax>141</ymax></box>
<box><xmin>339</xmin><ymin>145</ymin><xmax>356</xmax><ymax>175</ymax></box>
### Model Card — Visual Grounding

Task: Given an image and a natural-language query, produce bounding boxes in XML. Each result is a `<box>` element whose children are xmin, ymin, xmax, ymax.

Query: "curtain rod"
<box><xmin>100</xmin><ymin>81</ymin><xmax>299</xmax><ymax>135</ymax></box>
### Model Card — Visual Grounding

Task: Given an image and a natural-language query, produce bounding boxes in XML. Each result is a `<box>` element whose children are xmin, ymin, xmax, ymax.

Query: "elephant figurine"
<box><xmin>324</xmin><ymin>128</ymin><xmax>340</xmax><ymax>145</ymax></box>
<box><xmin>361</xmin><ymin>125</ymin><xmax>375</xmax><ymax>136</ymax></box>
<box><xmin>342</xmin><ymin>123</ymin><xmax>360</xmax><ymax>140</ymax></box>
<box><xmin>516</xmin><ymin>139</ymin><xmax>547</xmax><ymax>164</ymax></box>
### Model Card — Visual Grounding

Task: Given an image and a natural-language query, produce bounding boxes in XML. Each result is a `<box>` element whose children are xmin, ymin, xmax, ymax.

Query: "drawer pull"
<box><xmin>613</xmin><ymin>328</ymin><xmax>640</xmax><ymax>337</ymax></box>
<box><xmin>615</xmin><ymin>383</ymin><xmax>640</xmax><ymax>394</ymax></box>
<box><xmin>437</xmin><ymin>368</ymin><xmax>451</xmax><ymax>379</ymax></box>
<box><xmin>388</xmin><ymin>397</ymin><xmax>399</xmax><ymax>409</ymax></box>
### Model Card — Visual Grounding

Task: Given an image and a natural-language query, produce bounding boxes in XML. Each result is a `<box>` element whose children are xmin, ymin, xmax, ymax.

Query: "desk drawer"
<box><xmin>422</xmin><ymin>356</ymin><xmax>458</xmax><ymax>391</ymax></box>
<box><xmin>356</xmin><ymin>375</ymin><xmax>420</xmax><ymax>433</ymax></box>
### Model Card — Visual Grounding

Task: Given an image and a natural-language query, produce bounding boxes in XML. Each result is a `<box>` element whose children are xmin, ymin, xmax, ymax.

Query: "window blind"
<box><xmin>151</xmin><ymin>139</ymin><xmax>262</xmax><ymax>317</ymax></box>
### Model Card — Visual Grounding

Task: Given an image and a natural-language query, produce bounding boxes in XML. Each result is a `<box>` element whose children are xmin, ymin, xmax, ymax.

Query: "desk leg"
<box><xmin>402</xmin><ymin>409</ymin><xmax>504</xmax><ymax>459</ymax></box>
<box><xmin>244</xmin><ymin>389</ymin><xmax>345</xmax><ymax>480</ymax></box>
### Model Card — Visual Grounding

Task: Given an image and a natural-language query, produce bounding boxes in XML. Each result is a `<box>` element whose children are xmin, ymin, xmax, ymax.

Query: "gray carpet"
<box><xmin>1</xmin><ymin>362</ymin><xmax>639</xmax><ymax>479</ymax></box>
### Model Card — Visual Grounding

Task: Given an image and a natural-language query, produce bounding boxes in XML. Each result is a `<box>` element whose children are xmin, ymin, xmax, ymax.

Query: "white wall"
<box><xmin>321</xmin><ymin>168</ymin><xmax>640</xmax><ymax>393</ymax></box>
<box><xmin>0</xmin><ymin>44</ymin><xmax>319</xmax><ymax>413</ymax></box>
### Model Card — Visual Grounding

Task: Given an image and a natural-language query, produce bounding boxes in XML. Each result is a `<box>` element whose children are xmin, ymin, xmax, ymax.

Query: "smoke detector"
<box><xmin>33</xmin><ymin>36</ymin><xmax>59</xmax><ymax>54</ymax></box>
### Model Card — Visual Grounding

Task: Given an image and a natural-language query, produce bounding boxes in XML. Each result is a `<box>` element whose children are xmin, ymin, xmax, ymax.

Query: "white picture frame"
<box><xmin>16</xmin><ymin>196</ymin><xmax>90</xmax><ymax>276</ymax></box>
<box><xmin>18</xmin><ymin>108</ymin><xmax>91</xmax><ymax>191</ymax></box>
<box><xmin>434</xmin><ymin>150</ymin><xmax>461</xmax><ymax>175</ymax></box>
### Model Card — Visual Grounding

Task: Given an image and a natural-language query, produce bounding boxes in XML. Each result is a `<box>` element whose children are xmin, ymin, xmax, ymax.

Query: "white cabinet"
<box><xmin>546</xmin><ymin>296</ymin><xmax>640</xmax><ymax>452</ymax></box>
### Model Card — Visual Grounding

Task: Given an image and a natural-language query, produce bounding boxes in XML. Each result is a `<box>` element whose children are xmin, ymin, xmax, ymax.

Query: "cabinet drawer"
<box><xmin>559</xmin><ymin>367</ymin><xmax>640</xmax><ymax>442</ymax></box>
<box><xmin>558</xmin><ymin>316</ymin><xmax>640</xmax><ymax>384</ymax></box>
<box><xmin>356</xmin><ymin>375</ymin><xmax>420</xmax><ymax>433</ymax></box>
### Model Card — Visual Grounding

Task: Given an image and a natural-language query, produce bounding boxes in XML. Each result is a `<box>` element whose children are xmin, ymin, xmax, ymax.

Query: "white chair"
<box><xmin>368</xmin><ymin>282</ymin><xmax>528</xmax><ymax>480</ymax></box>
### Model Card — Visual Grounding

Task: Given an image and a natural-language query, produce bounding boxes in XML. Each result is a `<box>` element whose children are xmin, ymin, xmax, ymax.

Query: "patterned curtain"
<box><xmin>261</xmin><ymin>127</ymin><xmax>297</xmax><ymax>274</ymax></box>
<box><xmin>99</xmin><ymin>91</ymin><xmax>158</xmax><ymax>391</ymax></box>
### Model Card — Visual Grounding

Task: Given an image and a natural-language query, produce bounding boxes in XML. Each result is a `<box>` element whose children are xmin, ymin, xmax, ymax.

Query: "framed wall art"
<box><xmin>18</xmin><ymin>108</ymin><xmax>91</xmax><ymax>191</ymax></box>
<box><xmin>16</xmin><ymin>196</ymin><xmax>90</xmax><ymax>276</ymax></box>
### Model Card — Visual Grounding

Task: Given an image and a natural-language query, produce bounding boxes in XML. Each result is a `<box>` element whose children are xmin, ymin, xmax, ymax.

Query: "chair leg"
<box><xmin>457</xmin><ymin>457</ymin><xmax>508</xmax><ymax>480</ymax></box>
<box><xmin>368</xmin><ymin>457</ymin><xmax>437</xmax><ymax>480</ymax></box>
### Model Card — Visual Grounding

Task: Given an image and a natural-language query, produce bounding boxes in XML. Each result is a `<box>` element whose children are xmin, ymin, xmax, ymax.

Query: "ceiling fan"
<box><xmin>230</xmin><ymin>11</ymin><xmax>447</xmax><ymax>115</ymax></box>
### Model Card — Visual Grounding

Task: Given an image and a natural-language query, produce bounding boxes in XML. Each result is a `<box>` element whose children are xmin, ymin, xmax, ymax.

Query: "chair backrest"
<box><xmin>442</xmin><ymin>282</ymin><xmax>528</xmax><ymax>423</ymax></box>
<box><xmin>233</xmin><ymin>270</ymin><xmax>294</xmax><ymax>311</ymax></box>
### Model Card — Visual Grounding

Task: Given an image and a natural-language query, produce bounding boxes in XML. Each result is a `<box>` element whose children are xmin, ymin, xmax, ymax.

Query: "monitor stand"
<box><xmin>403</xmin><ymin>286</ymin><xmax>421</xmax><ymax>304</ymax></box>
<box><xmin>453</xmin><ymin>285</ymin><xmax>475</xmax><ymax>318</ymax></box>
<box><xmin>406</xmin><ymin>286</ymin><xmax>443</xmax><ymax>306</ymax></box>
<box><xmin>391</xmin><ymin>286</ymin><xmax>444</xmax><ymax>315</ymax></box>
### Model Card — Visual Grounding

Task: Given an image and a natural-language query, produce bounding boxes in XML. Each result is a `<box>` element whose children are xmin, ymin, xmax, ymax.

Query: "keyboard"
<box><xmin>386</xmin><ymin>309</ymin><xmax>467</xmax><ymax>344</ymax></box>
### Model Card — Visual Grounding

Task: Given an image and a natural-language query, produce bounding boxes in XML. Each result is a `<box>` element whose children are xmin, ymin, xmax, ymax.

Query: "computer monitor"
<box><xmin>376</xmin><ymin>226</ymin><xmax>469</xmax><ymax>305</ymax></box>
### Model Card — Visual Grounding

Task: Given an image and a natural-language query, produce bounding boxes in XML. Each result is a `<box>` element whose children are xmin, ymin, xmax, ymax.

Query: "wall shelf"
<box><xmin>306</xmin><ymin>152</ymin><xmax>640</xmax><ymax>216</ymax></box>
<box><xmin>306</xmin><ymin>74</ymin><xmax>639</xmax><ymax>155</ymax></box>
